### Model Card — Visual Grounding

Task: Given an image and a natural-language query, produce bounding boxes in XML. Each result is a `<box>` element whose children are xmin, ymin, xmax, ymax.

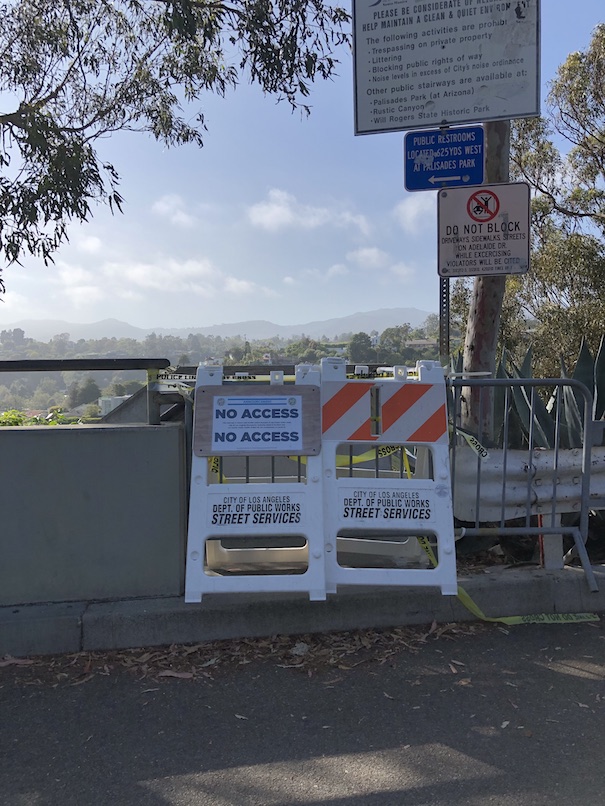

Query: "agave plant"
<box><xmin>490</xmin><ymin>335</ymin><xmax>605</xmax><ymax>450</ymax></box>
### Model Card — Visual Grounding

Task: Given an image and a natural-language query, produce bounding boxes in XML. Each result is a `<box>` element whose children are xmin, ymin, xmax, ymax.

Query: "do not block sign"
<box><xmin>438</xmin><ymin>182</ymin><xmax>530</xmax><ymax>277</ymax></box>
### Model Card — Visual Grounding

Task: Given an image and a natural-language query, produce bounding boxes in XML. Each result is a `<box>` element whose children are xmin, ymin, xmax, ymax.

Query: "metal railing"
<box><xmin>0</xmin><ymin>358</ymin><xmax>170</xmax><ymax>424</ymax></box>
<box><xmin>449</xmin><ymin>377</ymin><xmax>598</xmax><ymax>591</ymax></box>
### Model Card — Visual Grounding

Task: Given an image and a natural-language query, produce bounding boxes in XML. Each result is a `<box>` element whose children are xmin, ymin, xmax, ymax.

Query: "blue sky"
<box><xmin>1</xmin><ymin>0</ymin><xmax>603</xmax><ymax>331</ymax></box>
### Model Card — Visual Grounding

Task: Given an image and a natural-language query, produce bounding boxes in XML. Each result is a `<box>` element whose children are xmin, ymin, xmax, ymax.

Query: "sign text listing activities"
<box><xmin>353</xmin><ymin>0</ymin><xmax>540</xmax><ymax>134</ymax></box>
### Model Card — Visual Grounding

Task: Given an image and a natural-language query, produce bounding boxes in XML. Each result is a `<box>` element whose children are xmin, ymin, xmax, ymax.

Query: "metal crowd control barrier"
<box><xmin>185</xmin><ymin>359</ymin><xmax>458</xmax><ymax>602</ymax></box>
<box><xmin>449</xmin><ymin>377</ymin><xmax>599</xmax><ymax>592</ymax></box>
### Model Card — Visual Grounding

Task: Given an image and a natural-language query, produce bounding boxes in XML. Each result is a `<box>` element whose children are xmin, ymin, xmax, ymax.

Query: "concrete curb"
<box><xmin>2</xmin><ymin>565</ymin><xmax>605</xmax><ymax>658</ymax></box>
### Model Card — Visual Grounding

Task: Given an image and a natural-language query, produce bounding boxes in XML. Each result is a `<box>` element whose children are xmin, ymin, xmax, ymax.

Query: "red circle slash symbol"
<box><xmin>467</xmin><ymin>190</ymin><xmax>500</xmax><ymax>222</ymax></box>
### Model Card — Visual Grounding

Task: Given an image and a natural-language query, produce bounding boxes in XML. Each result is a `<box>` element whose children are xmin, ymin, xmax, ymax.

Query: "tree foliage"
<box><xmin>68</xmin><ymin>377</ymin><xmax>101</xmax><ymax>407</ymax></box>
<box><xmin>512</xmin><ymin>25</ymin><xmax>605</xmax><ymax>235</ymax></box>
<box><xmin>379</xmin><ymin>325</ymin><xmax>411</xmax><ymax>356</ymax></box>
<box><xmin>348</xmin><ymin>332</ymin><xmax>374</xmax><ymax>363</ymax></box>
<box><xmin>0</xmin><ymin>0</ymin><xmax>350</xmax><ymax>283</ymax></box>
<box><xmin>457</xmin><ymin>24</ymin><xmax>605</xmax><ymax>379</ymax></box>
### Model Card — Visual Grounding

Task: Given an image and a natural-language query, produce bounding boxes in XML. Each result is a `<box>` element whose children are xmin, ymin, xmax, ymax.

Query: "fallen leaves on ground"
<box><xmin>0</xmin><ymin>621</ymin><xmax>486</xmax><ymax>688</ymax></box>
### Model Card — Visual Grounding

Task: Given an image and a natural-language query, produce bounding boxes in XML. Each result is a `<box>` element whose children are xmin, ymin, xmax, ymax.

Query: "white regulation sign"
<box><xmin>341</xmin><ymin>488</ymin><xmax>434</xmax><ymax>522</ymax></box>
<box><xmin>208</xmin><ymin>492</ymin><xmax>305</xmax><ymax>528</ymax></box>
<box><xmin>438</xmin><ymin>182</ymin><xmax>530</xmax><ymax>277</ymax></box>
<box><xmin>211</xmin><ymin>393</ymin><xmax>302</xmax><ymax>453</ymax></box>
<box><xmin>353</xmin><ymin>0</ymin><xmax>540</xmax><ymax>134</ymax></box>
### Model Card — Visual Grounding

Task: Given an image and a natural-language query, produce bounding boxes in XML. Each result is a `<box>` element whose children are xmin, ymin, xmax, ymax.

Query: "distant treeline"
<box><xmin>0</xmin><ymin>318</ymin><xmax>440</xmax><ymax>412</ymax></box>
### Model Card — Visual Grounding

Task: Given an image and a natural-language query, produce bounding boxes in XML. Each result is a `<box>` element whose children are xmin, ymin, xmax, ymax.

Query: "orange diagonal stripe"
<box><xmin>408</xmin><ymin>404</ymin><xmax>447</xmax><ymax>443</ymax></box>
<box><xmin>322</xmin><ymin>383</ymin><xmax>373</xmax><ymax>433</ymax></box>
<box><xmin>348</xmin><ymin>420</ymin><xmax>377</xmax><ymax>441</ymax></box>
<box><xmin>381</xmin><ymin>384</ymin><xmax>432</xmax><ymax>432</ymax></box>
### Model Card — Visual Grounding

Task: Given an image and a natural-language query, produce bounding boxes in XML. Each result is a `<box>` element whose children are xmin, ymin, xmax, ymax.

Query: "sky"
<box><xmin>1</xmin><ymin>0</ymin><xmax>603</xmax><ymax>332</ymax></box>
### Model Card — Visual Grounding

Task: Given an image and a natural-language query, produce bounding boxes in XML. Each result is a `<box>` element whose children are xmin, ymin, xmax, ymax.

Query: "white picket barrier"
<box><xmin>184</xmin><ymin>360</ymin><xmax>458</xmax><ymax>601</ymax></box>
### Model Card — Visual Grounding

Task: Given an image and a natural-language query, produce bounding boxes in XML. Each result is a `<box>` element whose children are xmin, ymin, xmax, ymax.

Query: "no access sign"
<box><xmin>438</xmin><ymin>182</ymin><xmax>530</xmax><ymax>277</ymax></box>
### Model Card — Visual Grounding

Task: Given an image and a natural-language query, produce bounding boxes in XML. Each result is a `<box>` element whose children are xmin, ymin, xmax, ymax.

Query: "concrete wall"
<box><xmin>0</xmin><ymin>423</ymin><xmax>186</xmax><ymax>606</ymax></box>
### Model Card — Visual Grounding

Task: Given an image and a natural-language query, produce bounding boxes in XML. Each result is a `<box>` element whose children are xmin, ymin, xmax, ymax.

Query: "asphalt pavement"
<box><xmin>2</xmin><ymin>619</ymin><xmax>605</xmax><ymax>805</ymax></box>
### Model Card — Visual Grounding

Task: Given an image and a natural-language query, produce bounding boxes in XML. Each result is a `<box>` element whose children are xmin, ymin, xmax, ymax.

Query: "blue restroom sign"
<box><xmin>404</xmin><ymin>126</ymin><xmax>484</xmax><ymax>191</ymax></box>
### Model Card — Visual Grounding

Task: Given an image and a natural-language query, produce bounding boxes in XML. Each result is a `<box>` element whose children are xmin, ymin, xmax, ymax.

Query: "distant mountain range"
<box><xmin>1</xmin><ymin>307</ymin><xmax>435</xmax><ymax>342</ymax></box>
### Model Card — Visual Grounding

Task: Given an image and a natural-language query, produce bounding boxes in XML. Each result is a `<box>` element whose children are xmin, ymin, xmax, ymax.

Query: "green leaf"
<box><xmin>519</xmin><ymin>345</ymin><xmax>533</xmax><ymax>379</ymax></box>
<box><xmin>493</xmin><ymin>353</ymin><xmax>509</xmax><ymax>445</ymax></box>
<box><xmin>594</xmin><ymin>335</ymin><xmax>605</xmax><ymax>420</ymax></box>
<box><xmin>560</xmin><ymin>382</ymin><xmax>584</xmax><ymax>448</ymax></box>
<box><xmin>572</xmin><ymin>337</ymin><xmax>594</xmax><ymax>392</ymax></box>
<box><xmin>507</xmin><ymin>355</ymin><xmax>555</xmax><ymax>448</ymax></box>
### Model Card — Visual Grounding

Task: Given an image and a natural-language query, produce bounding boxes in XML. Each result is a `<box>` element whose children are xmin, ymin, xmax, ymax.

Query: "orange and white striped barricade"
<box><xmin>185</xmin><ymin>364</ymin><xmax>327</xmax><ymax>602</ymax></box>
<box><xmin>320</xmin><ymin>358</ymin><xmax>457</xmax><ymax>596</ymax></box>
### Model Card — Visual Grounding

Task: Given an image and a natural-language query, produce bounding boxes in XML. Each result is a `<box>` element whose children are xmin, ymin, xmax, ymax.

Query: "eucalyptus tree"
<box><xmin>0</xmin><ymin>0</ymin><xmax>350</xmax><ymax>287</ymax></box>
<box><xmin>459</xmin><ymin>24</ymin><xmax>605</xmax><ymax>390</ymax></box>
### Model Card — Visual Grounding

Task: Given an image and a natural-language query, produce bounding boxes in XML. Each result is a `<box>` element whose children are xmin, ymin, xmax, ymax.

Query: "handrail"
<box><xmin>0</xmin><ymin>358</ymin><xmax>171</xmax><ymax>424</ymax></box>
<box><xmin>0</xmin><ymin>358</ymin><xmax>170</xmax><ymax>372</ymax></box>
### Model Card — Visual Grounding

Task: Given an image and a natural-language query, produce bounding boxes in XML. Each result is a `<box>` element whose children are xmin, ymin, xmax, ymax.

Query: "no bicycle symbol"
<box><xmin>467</xmin><ymin>190</ymin><xmax>500</xmax><ymax>223</ymax></box>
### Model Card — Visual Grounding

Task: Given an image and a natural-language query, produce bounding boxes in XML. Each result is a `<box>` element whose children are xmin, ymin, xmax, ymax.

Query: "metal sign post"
<box><xmin>439</xmin><ymin>277</ymin><xmax>450</xmax><ymax>366</ymax></box>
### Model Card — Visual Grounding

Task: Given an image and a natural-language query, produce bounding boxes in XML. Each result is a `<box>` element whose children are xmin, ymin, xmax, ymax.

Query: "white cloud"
<box><xmin>392</xmin><ymin>194</ymin><xmax>436</xmax><ymax>235</ymax></box>
<box><xmin>347</xmin><ymin>247</ymin><xmax>390</xmax><ymax>269</ymax></box>
<box><xmin>57</xmin><ymin>264</ymin><xmax>96</xmax><ymax>286</ymax></box>
<box><xmin>300</xmin><ymin>262</ymin><xmax>349</xmax><ymax>284</ymax></box>
<box><xmin>247</xmin><ymin>189</ymin><xmax>369</xmax><ymax>235</ymax></box>
<box><xmin>54</xmin><ymin>263</ymin><xmax>107</xmax><ymax>306</ymax></box>
<box><xmin>338</xmin><ymin>211</ymin><xmax>371</xmax><ymax>237</ymax></box>
<box><xmin>224</xmin><ymin>276</ymin><xmax>276</xmax><ymax>297</ymax></box>
<box><xmin>64</xmin><ymin>284</ymin><xmax>106</xmax><ymax>306</ymax></box>
<box><xmin>326</xmin><ymin>263</ymin><xmax>349</xmax><ymax>279</ymax></box>
<box><xmin>0</xmin><ymin>290</ymin><xmax>35</xmax><ymax>320</ymax></box>
<box><xmin>50</xmin><ymin>256</ymin><xmax>276</xmax><ymax>309</ymax></box>
<box><xmin>109</xmin><ymin>258</ymin><xmax>217</xmax><ymax>293</ymax></box>
<box><xmin>75</xmin><ymin>235</ymin><xmax>102</xmax><ymax>254</ymax></box>
<box><xmin>388</xmin><ymin>261</ymin><xmax>417</xmax><ymax>282</ymax></box>
<box><xmin>152</xmin><ymin>194</ymin><xmax>197</xmax><ymax>228</ymax></box>
<box><xmin>247</xmin><ymin>189</ymin><xmax>328</xmax><ymax>231</ymax></box>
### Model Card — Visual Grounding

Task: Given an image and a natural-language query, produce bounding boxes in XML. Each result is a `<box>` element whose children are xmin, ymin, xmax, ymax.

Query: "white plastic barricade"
<box><xmin>185</xmin><ymin>360</ymin><xmax>458</xmax><ymax>603</ymax></box>
<box><xmin>320</xmin><ymin>358</ymin><xmax>458</xmax><ymax>596</ymax></box>
<box><xmin>185</xmin><ymin>365</ymin><xmax>327</xmax><ymax>601</ymax></box>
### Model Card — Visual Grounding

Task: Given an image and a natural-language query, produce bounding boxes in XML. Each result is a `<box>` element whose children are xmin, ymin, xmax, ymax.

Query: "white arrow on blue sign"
<box><xmin>404</xmin><ymin>126</ymin><xmax>484</xmax><ymax>192</ymax></box>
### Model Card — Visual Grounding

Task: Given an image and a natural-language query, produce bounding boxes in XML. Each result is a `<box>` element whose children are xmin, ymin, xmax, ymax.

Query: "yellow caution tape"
<box><xmin>336</xmin><ymin>444</ymin><xmax>401</xmax><ymax>467</ymax></box>
<box><xmin>209</xmin><ymin>445</ymin><xmax>402</xmax><ymax>480</ymax></box>
<box><xmin>417</xmin><ymin>535</ymin><xmax>438</xmax><ymax>567</ymax></box>
<box><xmin>450</xmin><ymin>424</ymin><xmax>490</xmax><ymax>460</ymax></box>
<box><xmin>455</xmin><ymin>586</ymin><xmax>599</xmax><ymax>624</ymax></box>
<box><xmin>417</xmin><ymin>537</ymin><xmax>599</xmax><ymax>624</ymax></box>
<box><xmin>208</xmin><ymin>456</ymin><xmax>228</xmax><ymax>483</ymax></box>
<box><xmin>287</xmin><ymin>445</ymin><xmax>401</xmax><ymax>468</ymax></box>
